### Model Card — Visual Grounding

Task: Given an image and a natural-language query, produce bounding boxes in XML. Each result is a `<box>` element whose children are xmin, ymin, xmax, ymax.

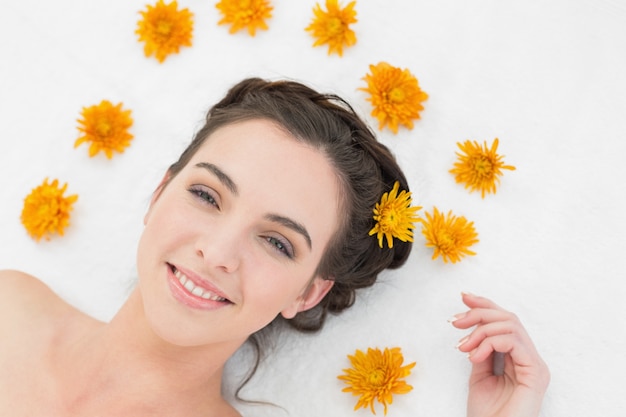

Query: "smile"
<box><xmin>171</xmin><ymin>266</ymin><xmax>228</xmax><ymax>302</ymax></box>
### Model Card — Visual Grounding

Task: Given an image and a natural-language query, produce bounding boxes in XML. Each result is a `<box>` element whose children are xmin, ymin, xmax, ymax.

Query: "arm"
<box><xmin>450</xmin><ymin>293</ymin><xmax>550</xmax><ymax>417</ymax></box>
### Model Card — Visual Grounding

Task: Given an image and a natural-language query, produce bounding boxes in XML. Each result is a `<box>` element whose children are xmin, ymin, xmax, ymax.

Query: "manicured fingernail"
<box><xmin>455</xmin><ymin>336</ymin><xmax>469</xmax><ymax>349</ymax></box>
<box><xmin>461</xmin><ymin>291</ymin><xmax>475</xmax><ymax>297</ymax></box>
<box><xmin>447</xmin><ymin>312</ymin><xmax>466</xmax><ymax>323</ymax></box>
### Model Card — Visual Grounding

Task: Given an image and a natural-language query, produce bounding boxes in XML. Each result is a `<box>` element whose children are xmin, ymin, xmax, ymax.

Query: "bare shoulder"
<box><xmin>0</xmin><ymin>268</ymin><xmax>54</xmax><ymax>293</ymax></box>
<box><xmin>0</xmin><ymin>269</ymin><xmax>71</xmax><ymax>324</ymax></box>
<box><xmin>0</xmin><ymin>269</ymin><xmax>62</xmax><ymax>305</ymax></box>
<box><xmin>0</xmin><ymin>270</ymin><xmax>87</xmax><ymax>413</ymax></box>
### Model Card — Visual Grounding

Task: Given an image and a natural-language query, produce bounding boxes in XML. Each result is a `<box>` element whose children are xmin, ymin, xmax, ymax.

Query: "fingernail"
<box><xmin>447</xmin><ymin>312</ymin><xmax>466</xmax><ymax>323</ymax></box>
<box><xmin>455</xmin><ymin>336</ymin><xmax>469</xmax><ymax>349</ymax></box>
<box><xmin>461</xmin><ymin>291</ymin><xmax>475</xmax><ymax>297</ymax></box>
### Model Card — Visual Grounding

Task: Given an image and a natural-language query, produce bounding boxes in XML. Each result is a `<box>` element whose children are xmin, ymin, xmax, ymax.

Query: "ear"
<box><xmin>144</xmin><ymin>172</ymin><xmax>171</xmax><ymax>225</ymax></box>
<box><xmin>280</xmin><ymin>276</ymin><xmax>334</xmax><ymax>319</ymax></box>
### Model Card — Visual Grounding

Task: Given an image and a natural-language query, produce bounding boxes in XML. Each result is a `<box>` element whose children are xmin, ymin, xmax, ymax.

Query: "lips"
<box><xmin>167</xmin><ymin>263</ymin><xmax>232</xmax><ymax>307</ymax></box>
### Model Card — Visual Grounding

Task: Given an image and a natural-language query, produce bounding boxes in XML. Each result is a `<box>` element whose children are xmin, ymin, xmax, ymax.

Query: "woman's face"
<box><xmin>136</xmin><ymin>119</ymin><xmax>341</xmax><ymax>348</ymax></box>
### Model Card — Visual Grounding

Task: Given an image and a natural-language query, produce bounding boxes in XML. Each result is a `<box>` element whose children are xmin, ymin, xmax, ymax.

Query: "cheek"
<box><xmin>142</xmin><ymin>199</ymin><xmax>196</xmax><ymax>246</ymax></box>
<box><xmin>241</xmin><ymin>266</ymin><xmax>311</xmax><ymax>312</ymax></box>
<box><xmin>136</xmin><ymin>203</ymin><xmax>193</xmax><ymax>283</ymax></box>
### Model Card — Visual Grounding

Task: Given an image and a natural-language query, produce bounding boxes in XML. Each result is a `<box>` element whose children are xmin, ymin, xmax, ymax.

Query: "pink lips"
<box><xmin>167</xmin><ymin>264</ymin><xmax>231</xmax><ymax>311</ymax></box>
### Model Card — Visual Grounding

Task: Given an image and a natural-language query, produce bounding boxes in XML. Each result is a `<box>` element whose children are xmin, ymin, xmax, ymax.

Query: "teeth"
<box><xmin>173</xmin><ymin>268</ymin><xmax>226</xmax><ymax>302</ymax></box>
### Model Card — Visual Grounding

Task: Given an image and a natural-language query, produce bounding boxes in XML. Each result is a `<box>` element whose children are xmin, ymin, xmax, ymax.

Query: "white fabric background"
<box><xmin>1</xmin><ymin>1</ymin><xmax>625</xmax><ymax>416</ymax></box>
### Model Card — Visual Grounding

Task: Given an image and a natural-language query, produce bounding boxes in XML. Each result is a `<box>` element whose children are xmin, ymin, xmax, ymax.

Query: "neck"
<box><xmin>53</xmin><ymin>289</ymin><xmax>243</xmax><ymax>415</ymax></box>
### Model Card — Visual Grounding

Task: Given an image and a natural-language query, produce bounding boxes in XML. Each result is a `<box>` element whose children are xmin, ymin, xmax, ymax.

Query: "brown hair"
<box><xmin>165</xmin><ymin>78</ymin><xmax>414</xmax><ymax>400</ymax></box>
<box><xmin>167</xmin><ymin>77</ymin><xmax>412</xmax><ymax>332</ymax></box>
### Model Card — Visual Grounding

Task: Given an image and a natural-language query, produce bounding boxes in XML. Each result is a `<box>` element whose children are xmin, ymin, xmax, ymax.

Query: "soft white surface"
<box><xmin>1</xmin><ymin>0</ymin><xmax>625</xmax><ymax>415</ymax></box>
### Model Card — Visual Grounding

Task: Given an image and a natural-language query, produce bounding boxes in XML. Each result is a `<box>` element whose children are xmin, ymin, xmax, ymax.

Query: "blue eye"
<box><xmin>188</xmin><ymin>186</ymin><xmax>219</xmax><ymax>208</ymax></box>
<box><xmin>266</xmin><ymin>236</ymin><xmax>294</xmax><ymax>259</ymax></box>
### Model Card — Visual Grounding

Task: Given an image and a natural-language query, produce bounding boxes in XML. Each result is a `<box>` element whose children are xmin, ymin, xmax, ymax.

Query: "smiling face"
<box><xmin>136</xmin><ymin>119</ymin><xmax>341</xmax><ymax>348</ymax></box>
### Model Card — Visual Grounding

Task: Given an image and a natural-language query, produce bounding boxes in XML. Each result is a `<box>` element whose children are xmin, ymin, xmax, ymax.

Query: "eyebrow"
<box><xmin>194</xmin><ymin>162</ymin><xmax>312</xmax><ymax>251</ymax></box>
<box><xmin>265</xmin><ymin>214</ymin><xmax>312</xmax><ymax>251</ymax></box>
<box><xmin>194</xmin><ymin>162</ymin><xmax>238</xmax><ymax>196</ymax></box>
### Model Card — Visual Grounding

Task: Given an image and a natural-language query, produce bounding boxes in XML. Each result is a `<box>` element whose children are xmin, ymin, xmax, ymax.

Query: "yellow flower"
<box><xmin>136</xmin><ymin>0</ymin><xmax>193</xmax><ymax>63</ymax></box>
<box><xmin>216</xmin><ymin>0</ymin><xmax>273</xmax><ymax>36</ymax></box>
<box><xmin>338</xmin><ymin>347</ymin><xmax>416</xmax><ymax>415</ymax></box>
<box><xmin>360</xmin><ymin>62</ymin><xmax>428</xmax><ymax>134</ymax></box>
<box><xmin>21</xmin><ymin>178</ymin><xmax>78</xmax><ymax>241</ymax></box>
<box><xmin>421</xmin><ymin>207</ymin><xmax>479</xmax><ymax>263</ymax></box>
<box><xmin>305</xmin><ymin>0</ymin><xmax>357</xmax><ymax>56</ymax></box>
<box><xmin>450</xmin><ymin>138</ymin><xmax>516</xmax><ymax>198</ymax></box>
<box><xmin>368</xmin><ymin>181</ymin><xmax>421</xmax><ymax>249</ymax></box>
<box><xmin>75</xmin><ymin>100</ymin><xmax>134</xmax><ymax>159</ymax></box>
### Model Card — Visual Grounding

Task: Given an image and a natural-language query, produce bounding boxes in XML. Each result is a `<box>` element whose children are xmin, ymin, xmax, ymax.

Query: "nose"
<box><xmin>195</xmin><ymin>224</ymin><xmax>242</xmax><ymax>274</ymax></box>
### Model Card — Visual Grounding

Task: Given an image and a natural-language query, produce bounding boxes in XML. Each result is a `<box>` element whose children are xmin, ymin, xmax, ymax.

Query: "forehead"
<box><xmin>192</xmin><ymin>119</ymin><xmax>309</xmax><ymax>163</ymax></box>
<box><xmin>187</xmin><ymin>119</ymin><xmax>342</xmax><ymax>252</ymax></box>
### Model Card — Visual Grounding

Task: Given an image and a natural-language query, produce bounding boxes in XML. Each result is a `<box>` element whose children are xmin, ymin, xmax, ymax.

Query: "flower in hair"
<box><xmin>305</xmin><ymin>0</ymin><xmax>357</xmax><ymax>56</ymax></box>
<box><xmin>75</xmin><ymin>100</ymin><xmax>134</xmax><ymax>159</ymax></box>
<box><xmin>421</xmin><ymin>207</ymin><xmax>478</xmax><ymax>263</ymax></box>
<box><xmin>360</xmin><ymin>62</ymin><xmax>428</xmax><ymax>134</ymax></box>
<box><xmin>338</xmin><ymin>346</ymin><xmax>416</xmax><ymax>415</ymax></box>
<box><xmin>369</xmin><ymin>181</ymin><xmax>421</xmax><ymax>249</ymax></box>
<box><xmin>216</xmin><ymin>0</ymin><xmax>273</xmax><ymax>36</ymax></box>
<box><xmin>449</xmin><ymin>138</ymin><xmax>516</xmax><ymax>198</ymax></box>
<box><xmin>136</xmin><ymin>0</ymin><xmax>194</xmax><ymax>63</ymax></box>
<box><xmin>20</xmin><ymin>178</ymin><xmax>78</xmax><ymax>241</ymax></box>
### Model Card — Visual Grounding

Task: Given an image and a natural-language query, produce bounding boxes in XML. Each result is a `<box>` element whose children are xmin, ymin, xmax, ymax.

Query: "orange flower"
<box><xmin>136</xmin><ymin>0</ymin><xmax>194</xmax><ymax>62</ymax></box>
<box><xmin>450</xmin><ymin>138</ymin><xmax>516</xmax><ymax>198</ymax></box>
<box><xmin>369</xmin><ymin>181</ymin><xmax>421</xmax><ymax>249</ymax></box>
<box><xmin>305</xmin><ymin>0</ymin><xmax>357</xmax><ymax>56</ymax></box>
<box><xmin>360</xmin><ymin>62</ymin><xmax>428</xmax><ymax>134</ymax></box>
<box><xmin>75</xmin><ymin>100</ymin><xmax>134</xmax><ymax>159</ymax></box>
<box><xmin>216</xmin><ymin>0</ymin><xmax>273</xmax><ymax>36</ymax></box>
<box><xmin>21</xmin><ymin>178</ymin><xmax>78</xmax><ymax>241</ymax></box>
<box><xmin>421</xmin><ymin>207</ymin><xmax>479</xmax><ymax>263</ymax></box>
<box><xmin>338</xmin><ymin>347</ymin><xmax>416</xmax><ymax>415</ymax></box>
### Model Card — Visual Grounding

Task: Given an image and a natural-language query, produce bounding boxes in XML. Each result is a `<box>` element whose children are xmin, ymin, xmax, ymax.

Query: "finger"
<box><xmin>461</xmin><ymin>292</ymin><xmax>503</xmax><ymax>310</ymax></box>
<box><xmin>456</xmin><ymin>320</ymin><xmax>515</xmax><ymax>353</ymax></box>
<box><xmin>468</xmin><ymin>332</ymin><xmax>538</xmax><ymax>368</ymax></box>
<box><xmin>468</xmin><ymin>351</ymin><xmax>512</xmax><ymax>383</ymax></box>
<box><xmin>449</xmin><ymin>307</ymin><xmax>515</xmax><ymax>330</ymax></box>
<box><xmin>469</xmin><ymin>335</ymin><xmax>551</xmax><ymax>394</ymax></box>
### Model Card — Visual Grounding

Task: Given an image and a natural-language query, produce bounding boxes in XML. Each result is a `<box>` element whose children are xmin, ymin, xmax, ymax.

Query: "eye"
<box><xmin>265</xmin><ymin>235</ymin><xmax>295</xmax><ymax>259</ymax></box>
<box><xmin>188</xmin><ymin>185</ymin><xmax>219</xmax><ymax>209</ymax></box>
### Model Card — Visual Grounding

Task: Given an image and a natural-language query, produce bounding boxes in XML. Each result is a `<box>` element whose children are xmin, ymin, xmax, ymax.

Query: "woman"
<box><xmin>0</xmin><ymin>78</ymin><xmax>549</xmax><ymax>416</ymax></box>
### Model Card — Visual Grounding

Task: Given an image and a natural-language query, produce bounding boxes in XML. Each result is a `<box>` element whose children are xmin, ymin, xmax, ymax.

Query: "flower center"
<box><xmin>326</xmin><ymin>17</ymin><xmax>343</xmax><ymax>35</ymax></box>
<box><xmin>235</xmin><ymin>0</ymin><xmax>255</xmax><ymax>21</ymax></box>
<box><xmin>438</xmin><ymin>232</ymin><xmax>456</xmax><ymax>252</ymax></box>
<box><xmin>367</xmin><ymin>368</ymin><xmax>386</xmax><ymax>387</ymax></box>
<box><xmin>95</xmin><ymin>119</ymin><xmax>112</xmax><ymax>138</ymax></box>
<box><xmin>38</xmin><ymin>199</ymin><xmax>58</xmax><ymax>218</ymax></box>
<box><xmin>381</xmin><ymin>208</ymin><xmax>401</xmax><ymax>231</ymax></box>
<box><xmin>388</xmin><ymin>87</ymin><xmax>406</xmax><ymax>103</ymax></box>
<box><xmin>156</xmin><ymin>20</ymin><xmax>173</xmax><ymax>36</ymax></box>
<box><xmin>473</xmin><ymin>156</ymin><xmax>493</xmax><ymax>177</ymax></box>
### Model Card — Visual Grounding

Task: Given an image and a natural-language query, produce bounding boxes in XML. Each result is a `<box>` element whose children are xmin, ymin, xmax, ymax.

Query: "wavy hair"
<box><xmin>165</xmin><ymin>77</ymin><xmax>413</xmax><ymax>397</ymax></box>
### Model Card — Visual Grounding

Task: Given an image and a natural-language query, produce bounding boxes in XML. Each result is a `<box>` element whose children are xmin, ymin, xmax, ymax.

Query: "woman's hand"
<box><xmin>450</xmin><ymin>293</ymin><xmax>550</xmax><ymax>417</ymax></box>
